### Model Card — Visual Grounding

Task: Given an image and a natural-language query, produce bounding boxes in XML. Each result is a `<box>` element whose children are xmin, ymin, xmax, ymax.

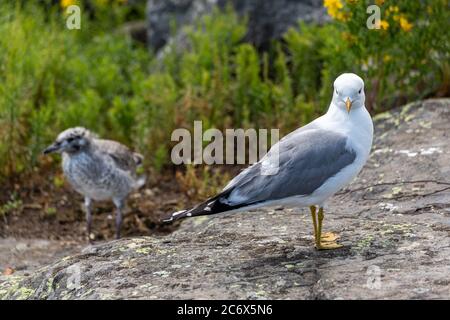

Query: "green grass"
<box><xmin>0</xmin><ymin>1</ymin><xmax>448</xmax><ymax>180</ymax></box>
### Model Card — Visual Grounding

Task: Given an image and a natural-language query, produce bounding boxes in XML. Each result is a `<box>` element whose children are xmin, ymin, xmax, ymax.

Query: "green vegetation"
<box><xmin>0</xmin><ymin>1</ymin><xmax>448</xmax><ymax>180</ymax></box>
<box><xmin>0</xmin><ymin>193</ymin><xmax>22</xmax><ymax>218</ymax></box>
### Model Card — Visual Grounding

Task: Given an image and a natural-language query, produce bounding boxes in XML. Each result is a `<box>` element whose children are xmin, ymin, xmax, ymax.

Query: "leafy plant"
<box><xmin>0</xmin><ymin>193</ymin><xmax>23</xmax><ymax>218</ymax></box>
<box><xmin>176</xmin><ymin>165</ymin><xmax>230</xmax><ymax>201</ymax></box>
<box><xmin>0</xmin><ymin>1</ymin><xmax>447</xmax><ymax>185</ymax></box>
<box><xmin>319</xmin><ymin>0</ymin><xmax>450</xmax><ymax>111</ymax></box>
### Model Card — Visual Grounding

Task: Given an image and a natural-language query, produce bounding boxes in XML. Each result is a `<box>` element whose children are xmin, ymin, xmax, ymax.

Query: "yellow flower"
<box><xmin>60</xmin><ymin>0</ymin><xmax>76</xmax><ymax>8</ymax></box>
<box><xmin>324</xmin><ymin>0</ymin><xmax>345</xmax><ymax>20</ymax></box>
<box><xmin>383</xmin><ymin>55</ymin><xmax>392</xmax><ymax>62</ymax></box>
<box><xmin>387</xmin><ymin>5</ymin><xmax>399</xmax><ymax>13</ymax></box>
<box><xmin>378</xmin><ymin>20</ymin><xmax>389</xmax><ymax>30</ymax></box>
<box><xmin>337</xmin><ymin>11</ymin><xmax>351</xmax><ymax>21</ymax></box>
<box><xmin>399</xmin><ymin>16</ymin><xmax>413</xmax><ymax>32</ymax></box>
<box><xmin>324</xmin><ymin>0</ymin><xmax>344</xmax><ymax>10</ymax></box>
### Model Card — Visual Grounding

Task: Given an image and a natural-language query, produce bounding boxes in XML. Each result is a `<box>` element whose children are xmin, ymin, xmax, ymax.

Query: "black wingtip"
<box><xmin>162</xmin><ymin>188</ymin><xmax>241</xmax><ymax>223</ymax></box>
<box><xmin>162</xmin><ymin>216</ymin><xmax>174</xmax><ymax>223</ymax></box>
<box><xmin>162</xmin><ymin>209</ymin><xmax>187</xmax><ymax>223</ymax></box>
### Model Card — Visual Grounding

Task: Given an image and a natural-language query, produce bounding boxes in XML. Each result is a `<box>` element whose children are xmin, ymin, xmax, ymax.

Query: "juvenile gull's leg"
<box><xmin>113</xmin><ymin>198</ymin><xmax>125</xmax><ymax>239</ymax></box>
<box><xmin>84</xmin><ymin>197</ymin><xmax>93</xmax><ymax>243</ymax></box>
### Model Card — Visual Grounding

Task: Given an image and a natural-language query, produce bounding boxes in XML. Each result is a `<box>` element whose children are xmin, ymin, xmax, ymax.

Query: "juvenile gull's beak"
<box><xmin>345</xmin><ymin>97</ymin><xmax>352</xmax><ymax>113</ymax></box>
<box><xmin>43</xmin><ymin>143</ymin><xmax>60</xmax><ymax>154</ymax></box>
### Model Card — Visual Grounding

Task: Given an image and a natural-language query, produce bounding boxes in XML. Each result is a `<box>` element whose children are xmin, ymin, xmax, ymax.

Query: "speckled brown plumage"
<box><xmin>44</xmin><ymin>127</ymin><xmax>146</xmax><ymax>240</ymax></box>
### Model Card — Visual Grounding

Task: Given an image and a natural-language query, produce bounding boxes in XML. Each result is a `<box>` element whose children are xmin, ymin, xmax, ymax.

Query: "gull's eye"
<box><xmin>335</xmin><ymin>89</ymin><xmax>339</xmax><ymax>95</ymax></box>
<box><xmin>358</xmin><ymin>88</ymin><xmax>362</xmax><ymax>94</ymax></box>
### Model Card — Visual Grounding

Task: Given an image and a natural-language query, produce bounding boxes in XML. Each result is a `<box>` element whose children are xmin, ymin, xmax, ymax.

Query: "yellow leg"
<box><xmin>309</xmin><ymin>206</ymin><xmax>319</xmax><ymax>247</ymax></box>
<box><xmin>316</xmin><ymin>207</ymin><xmax>343</xmax><ymax>250</ymax></box>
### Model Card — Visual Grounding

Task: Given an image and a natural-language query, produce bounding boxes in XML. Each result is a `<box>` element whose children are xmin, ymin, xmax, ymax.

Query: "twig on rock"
<box><xmin>337</xmin><ymin>180</ymin><xmax>450</xmax><ymax>201</ymax></box>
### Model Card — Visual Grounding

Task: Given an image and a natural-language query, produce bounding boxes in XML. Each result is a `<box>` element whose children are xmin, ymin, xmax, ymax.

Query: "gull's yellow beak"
<box><xmin>345</xmin><ymin>97</ymin><xmax>352</xmax><ymax>113</ymax></box>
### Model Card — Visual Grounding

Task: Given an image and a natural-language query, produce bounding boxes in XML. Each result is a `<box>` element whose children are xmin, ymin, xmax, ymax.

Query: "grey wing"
<box><xmin>223</xmin><ymin>121</ymin><xmax>318</xmax><ymax>191</ymax></box>
<box><xmin>222</xmin><ymin>129</ymin><xmax>357</xmax><ymax>206</ymax></box>
<box><xmin>94</xmin><ymin>139</ymin><xmax>142</xmax><ymax>173</ymax></box>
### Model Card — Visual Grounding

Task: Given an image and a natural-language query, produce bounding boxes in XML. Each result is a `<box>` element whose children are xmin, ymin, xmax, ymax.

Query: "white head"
<box><xmin>43</xmin><ymin>127</ymin><xmax>94</xmax><ymax>155</ymax></box>
<box><xmin>332</xmin><ymin>73</ymin><xmax>365</xmax><ymax>113</ymax></box>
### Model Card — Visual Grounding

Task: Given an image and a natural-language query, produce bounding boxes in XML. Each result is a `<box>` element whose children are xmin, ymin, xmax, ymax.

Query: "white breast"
<box><xmin>62</xmin><ymin>152</ymin><xmax>115</xmax><ymax>201</ymax></box>
<box><xmin>306</xmin><ymin>104</ymin><xmax>373</xmax><ymax>206</ymax></box>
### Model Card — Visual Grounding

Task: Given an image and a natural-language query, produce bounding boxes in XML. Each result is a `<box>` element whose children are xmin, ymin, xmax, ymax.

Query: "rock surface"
<box><xmin>1</xmin><ymin>99</ymin><xmax>450</xmax><ymax>299</ymax></box>
<box><xmin>0</xmin><ymin>238</ymin><xmax>82</xmax><ymax>278</ymax></box>
<box><xmin>146</xmin><ymin>0</ymin><xmax>327</xmax><ymax>52</ymax></box>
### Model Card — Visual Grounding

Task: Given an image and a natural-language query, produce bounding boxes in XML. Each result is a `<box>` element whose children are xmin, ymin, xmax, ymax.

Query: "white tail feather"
<box><xmin>134</xmin><ymin>175</ymin><xmax>147</xmax><ymax>189</ymax></box>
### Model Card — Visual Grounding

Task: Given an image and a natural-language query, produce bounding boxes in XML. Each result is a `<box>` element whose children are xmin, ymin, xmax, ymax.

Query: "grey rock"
<box><xmin>2</xmin><ymin>99</ymin><xmax>450</xmax><ymax>299</ymax></box>
<box><xmin>146</xmin><ymin>0</ymin><xmax>328</xmax><ymax>52</ymax></box>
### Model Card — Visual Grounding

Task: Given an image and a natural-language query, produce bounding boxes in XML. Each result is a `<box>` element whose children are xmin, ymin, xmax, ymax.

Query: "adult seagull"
<box><xmin>165</xmin><ymin>73</ymin><xmax>373</xmax><ymax>250</ymax></box>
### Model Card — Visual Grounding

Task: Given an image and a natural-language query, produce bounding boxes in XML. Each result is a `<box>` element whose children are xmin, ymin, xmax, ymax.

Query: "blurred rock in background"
<box><xmin>146</xmin><ymin>0</ymin><xmax>328</xmax><ymax>53</ymax></box>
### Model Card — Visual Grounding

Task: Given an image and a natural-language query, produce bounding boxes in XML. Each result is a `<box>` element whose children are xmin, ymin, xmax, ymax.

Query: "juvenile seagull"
<box><xmin>44</xmin><ymin>127</ymin><xmax>146</xmax><ymax>240</ymax></box>
<box><xmin>165</xmin><ymin>73</ymin><xmax>373</xmax><ymax>250</ymax></box>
